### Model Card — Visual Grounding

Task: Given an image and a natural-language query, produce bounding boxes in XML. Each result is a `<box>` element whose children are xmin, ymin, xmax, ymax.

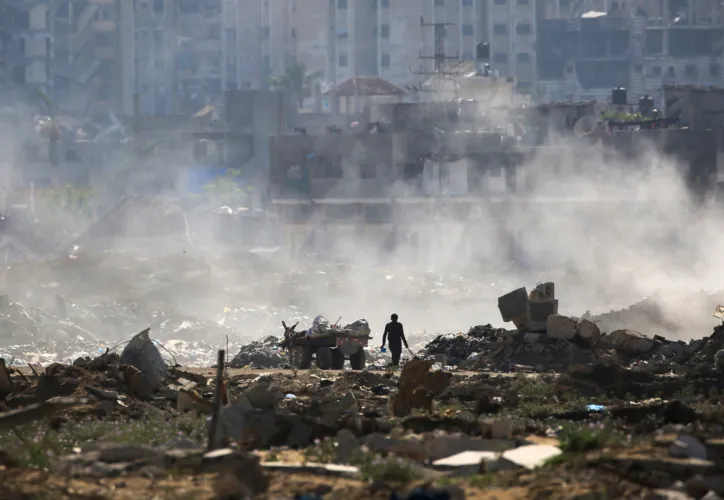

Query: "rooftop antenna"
<box><xmin>413</xmin><ymin>16</ymin><xmax>460</xmax><ymax>95</ymax></box>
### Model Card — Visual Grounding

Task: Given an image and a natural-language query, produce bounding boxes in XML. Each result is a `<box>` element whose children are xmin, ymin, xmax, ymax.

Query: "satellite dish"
<box><xmin>666</xmin><ymin>99</ymin><xmax>684</xmax><ymax>119</ymax></box>
<box><xmin>573</xmin><ymin>115</ymin><xmax>598</xmax><ymax>137</ymax></box>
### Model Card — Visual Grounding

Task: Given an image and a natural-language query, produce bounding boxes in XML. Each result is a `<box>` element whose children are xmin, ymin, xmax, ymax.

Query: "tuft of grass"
<box><xmin>559</xmin><ymin>425</ymin><xmax>607</xmax><ymax>453</ymax></box>
<box><xmin>302</xmin><ymin>438</ymin><xmax>337</xmax><ymax>464</ymax></box>
<box><xmin>0</xmin><ymin>412</ymin><xmax>207</xmax><ymax>470</ymax></box>
<box><xmin>351</xmin><ymin>452</ymin><xmax>421</xmax><ymax>484</ymax></box>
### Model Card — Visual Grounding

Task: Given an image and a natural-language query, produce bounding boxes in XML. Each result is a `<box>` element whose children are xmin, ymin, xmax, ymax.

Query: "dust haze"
<box><xmin>0</xmin><ymin>120</ymin><xmax>722</xmax><ymax>356</ymax></box>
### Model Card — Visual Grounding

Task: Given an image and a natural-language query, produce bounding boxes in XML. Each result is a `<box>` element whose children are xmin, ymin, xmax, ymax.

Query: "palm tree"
<box><xmin>269</xmin><ymin>60</ymin><xmax>323</xmax><ymax>109</ymax></box>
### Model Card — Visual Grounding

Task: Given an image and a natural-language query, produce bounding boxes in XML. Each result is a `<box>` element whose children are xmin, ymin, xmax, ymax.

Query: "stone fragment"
<box><xmin>546</xmin><ymin>314</ymin><xmax>578</xmax><ymax>340</ymax></box>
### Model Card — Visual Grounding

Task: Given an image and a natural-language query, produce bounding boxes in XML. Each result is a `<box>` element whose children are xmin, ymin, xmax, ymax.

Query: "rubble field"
<box><xmin>3</xmin><ymin>251</ymin><xmax>724</xmax><ymax>498</ymax></box>
<box><xmin>2</xmin><ymin>321</ymin><xmax>724</xmax><ymax>499</ymax></box>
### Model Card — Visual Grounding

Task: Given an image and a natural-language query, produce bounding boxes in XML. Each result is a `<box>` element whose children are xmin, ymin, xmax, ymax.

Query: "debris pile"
<box><xmin>229</xmin><ymin>336</ymin><xmax>287</xmax><ymax>369</ymax></box>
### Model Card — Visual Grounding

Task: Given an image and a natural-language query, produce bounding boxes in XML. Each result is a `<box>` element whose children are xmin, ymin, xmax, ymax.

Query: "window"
<box><xmin>711</xmin><ymin>64</ymin><xmax>721</xmax><ymax>78</ymax></box>
<box><xmin>337</xmin><ymin>0</ymin><xmax>347</xmax><ymax>8</ymax></box>
<box><xmin>380</xmin><ymin>24</ymin><xmax>389</xmax><ymax>37</ymax></box>
<box><xmin>65</xmin><ymin>149</ymin><xmax>80</xmax><ymax>162</ymax></box>
<box><xmin>381</xmin><ymin>53</ymin><xmax>390</xmax><ymax>67</ymax></box>
<box><xmin>463</xmin><ymin>24</ymin><xmax>473</xmax><ymax>36</ymax></box>
<box><xmin>515</xmin><ymin>52</ymin><xmax>529</xmax><ymax>63</ymax></box>
<box><xmin>651</xmin><ymin>66</ymin><xmax>661</xmax><ymax>76</ymax></box>
<box><xmin>154</xmin><ymin>29</ymin><xmax>163</xmax><ymax>45</ymax></box>
<box><xmin>685</xmin><ymin>64</ymin><xmax>698</xmax><ymax>77</ymax></box>
<box><xmin>493</xmin><ymin>52</ymin><xmax>508</xmax><ymax>63</ymax></box>
<box><xmin>153</xmin><ymin>0</ymin><xmax>164</xmax><ymax>13</ymax></box>
<box><xmin>435</xmin><ymin>0</ymin><xmax>445</xmax><ymax>5</ymax></box>
<box><xmin>338</xmin><ymin>54</ymin><xmax>348</xmax><ymax>67</ymax></box>
<box><xmin>381</xmin><ymin>0</ymin><xmax>389</xmax><ymax>6</ymax></box>
<box><xmin>225</xmin><ymin>28</ymin><xmax>236</xmax><ymax>40</ymax></box>
<box><xmin>360</xmin><ymin>164</ymin><xmax>377</xmax><ymax>179</ymax></box>
<box><xmin>291</xmin><ymin>28</ymin><xmax>296</xmax><ymax>38</ymax></box>
<box><xmin>463</xmin><ymin>0</ymin><xmax>473</xmax><ymax>4</ymax></box>
<box><xmin>517</xmin><ymin>81</ymin><xmax>531</xmax><ymax>93</ymax></box>
<box><xmin>516</xmin><ymin>23</ymin><xmax>532</xmax><ymax>35</ymax></box>
<box><xmin>493</xmin><ymin>24</ymin><xmax>507</xmax><ymax>35</ymax></box>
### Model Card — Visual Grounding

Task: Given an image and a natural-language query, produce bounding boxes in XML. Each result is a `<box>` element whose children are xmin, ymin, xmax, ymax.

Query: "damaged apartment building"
<box><xmin>537</xmin><ymin>0</ymin><xmax>724</xmax><ymax>101</ymax></box>
<box><xmin>0</xmin><ymin>0</ymin><xmax>134</xmax><ymax>114</ymax></box>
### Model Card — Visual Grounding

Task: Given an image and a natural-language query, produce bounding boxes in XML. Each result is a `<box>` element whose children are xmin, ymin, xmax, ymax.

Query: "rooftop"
<box><xmin>323</xmin><ymin>77</ymin><xmax>405</xmax><ymax>97</ymax></box>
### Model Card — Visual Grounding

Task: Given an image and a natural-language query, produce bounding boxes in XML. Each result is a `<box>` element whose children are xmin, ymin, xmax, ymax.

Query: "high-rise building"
<box><xmin>0</xmin><ymin>0</ymin><xmax>134</xmax><ymax>114</ymax></box>
<box><xmin>536</xmin><ymin>0</ymin><xmax>724</xmax><ymax>101</ymax></box>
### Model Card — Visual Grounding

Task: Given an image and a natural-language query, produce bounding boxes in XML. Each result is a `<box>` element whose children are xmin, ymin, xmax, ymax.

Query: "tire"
<box><xmin>289</xmin><ymin>345</ymin><xmax>312</xmax><ymax>369</ymax></box>
<box><xmin>316</xmin><ymin>347</ymin><xmax>333</xmax><ymax>370</ymax></box>
<box><xmin>349</xmin><ymin>348</ymin><xmax>366</xmax><ymax>370</ymax></box>
<box><xmin>330</xmin><ymin>348</ymin><xmax>345</xmax><ymax>370</ymax></box>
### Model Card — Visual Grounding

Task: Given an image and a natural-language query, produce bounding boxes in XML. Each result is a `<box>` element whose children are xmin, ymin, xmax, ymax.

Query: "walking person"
<box><xmin>381</xmin><ymin>313</ymin><xmax>408</xmax><ymax>367</ymax></box>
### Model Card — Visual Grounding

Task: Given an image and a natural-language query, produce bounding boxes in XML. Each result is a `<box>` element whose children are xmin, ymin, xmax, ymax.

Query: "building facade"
<box><xmin>0</xmin><ymin>0</ymin><xmax>134</xmax><ymax>114</ymax></box>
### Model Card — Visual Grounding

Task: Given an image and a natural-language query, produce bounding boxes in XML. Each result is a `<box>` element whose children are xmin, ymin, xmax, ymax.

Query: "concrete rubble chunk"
<box><xmin>670</xmin><ymin>435</ymin><xmax>708</xmax><ymax>460</ymax></box>
<box><xmin>335</xmin><ymin>429</ymin><xmax>359</xmax><ymax>463</ymax></box>
<box><xmin>120</xmin><ymin>328</ymin><xmax>167</xmax><ymax>399</ymax></box>
<box><xmin>577</xmin><ymin>318</ymin><xmax>601</xmax><ymax>345</ymax></box>
<box><xmin>601</xmin><ymin>329</ymin><xmax>655</xmax><ymax>354</ymax></box>
<box><xmin>201</xmin><ymin>448</ymin><xmax>269</xmax><ymax>496</ymax></box>
<box><xmin>388</xmin><ymin>358</ymin><xmax>451</xmax><ymax>417</ymax></box>
<box><xmin>501</xmin><ymin>444</ymin><xmax>562</xmax><ymax>470</ymax></box>
<box><xmin>216</xmin><ymin>403</ymin><xmax>312</xmax><ymax>448</ymax></box>
<box><xmin>432</xmin><ymin>450</ymin><xmax>500</xmax><ymax>469</ymax></box>
<box><xmin>546</xmin><ymin>314</ymin><xmax>578</xmax><ymax>340</ymax></box>
<box><xmin>480</xmin><ymin>418</ymin><xmax>514</xmax><ymax>439</ymax></box>
<box><xmin>260</xmin><ymin>461</ymin><xmax>360</xmax><ymax>477</ymax></box>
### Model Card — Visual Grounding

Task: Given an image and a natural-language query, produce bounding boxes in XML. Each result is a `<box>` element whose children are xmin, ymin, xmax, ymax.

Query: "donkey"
<box><xmin>280</xmin><ymin>320</ymin><xmax>299</xmax><ymax>348</ymax></box>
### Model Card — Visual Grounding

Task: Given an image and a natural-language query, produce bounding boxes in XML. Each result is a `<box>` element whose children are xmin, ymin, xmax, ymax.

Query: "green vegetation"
<box><xmin>0</xmin><ymin>413</ymin><xmax>207</xmax><ymax>469</ymax></box>
<box><xmin>351</xmin><ymin>452</ymin><xmax>421</xmax><ymax>484</ymax></box>
<box><xmin>269</xmin><ymin>60</ymin><xmax>323</xmax><ymax>108</ymax></box>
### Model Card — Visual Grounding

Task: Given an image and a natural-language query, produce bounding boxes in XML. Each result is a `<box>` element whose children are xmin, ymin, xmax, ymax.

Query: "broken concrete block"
<box><xmin>202</xmin><ymin>448</ymin><xmax>269</xmax><ymax>495</ymax></box>
<box><xmin>364</xmin><ymin>433</ymin><xmax>426</xmax><ymax>461</ymax></box>
<box><xmin>670</xmin><ymin>435</ymin><xmax>708</xmax><ymax>460</ymax></box>
<box><xmin>243</xmin><ymin>382</ymin><xmax>284</xmax><ymax>410</ymax></box>
<box><xmin>546</xmin><ymin>314</ymin><xmax>578</xmax><ymax>340</ymax></box>
<box><xmin>388</xmin><ymin>359</ymin><xmax>450</xmax><ymax>417</ymax></box>
<box><xmin>602</xmin><ymin>329</ymin><xmax>655</xmax><ymax>354</ymax></box>
<box><xmin>335</xmin><ymin>429</ymin><xmax>359</xmax><ymax>463</ymax></box>
<box><xmin>500</xmin><ymin>444</ymin><xmax>562</xmax><ymax>470</ymax></box>
<box><xmin>498</xmin><ymin>287</ymin><xmax>529</xmax><ymax>322</ymax></box>
<box><xmin>216</xmin><ymin>404</ymin><xmax>312</xmax><ymax>448</ymax></box>
<box><xmin>432</xmin><ymin>450</ymin><xmax>500</xmax><ymax>472</ymax></box>
<box><xmin>577</xmin><ymin>319</ymin><xmax>601</xmax><ymax>345</ymax></box>
<box><xmin>480</xmin><ymin>419</ymin><xmax>514</xmax><ymax>439</ymax></box>
<box><xmin>120</xmin><ymin>329</ymin><xmax>166</xmax><ymax>398</ymax></box>
<box><xmin>421</xmin><ymin>433</ymin><xmax>514</xmax><ymax>461</ymax></box>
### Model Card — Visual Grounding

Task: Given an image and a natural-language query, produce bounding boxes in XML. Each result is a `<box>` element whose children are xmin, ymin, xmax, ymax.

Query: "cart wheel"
<box><xmin>349</xmin><ymin>348</ymin><xmax>366</xmax><ymax>370</ymax></box>
<box><xmin>316</xmin><ymin>346</ymin><xmax>333</xmax><ymax>370</ymax></box>
<box><xmin>330</xmin><ymin>348</ymin><xmax>345</xmax><ymax>370</ymax></box>
<box><xmin>289</xmin><ymin>345</ymin><xmax>312</xmax><ymax>369</ymax></box>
